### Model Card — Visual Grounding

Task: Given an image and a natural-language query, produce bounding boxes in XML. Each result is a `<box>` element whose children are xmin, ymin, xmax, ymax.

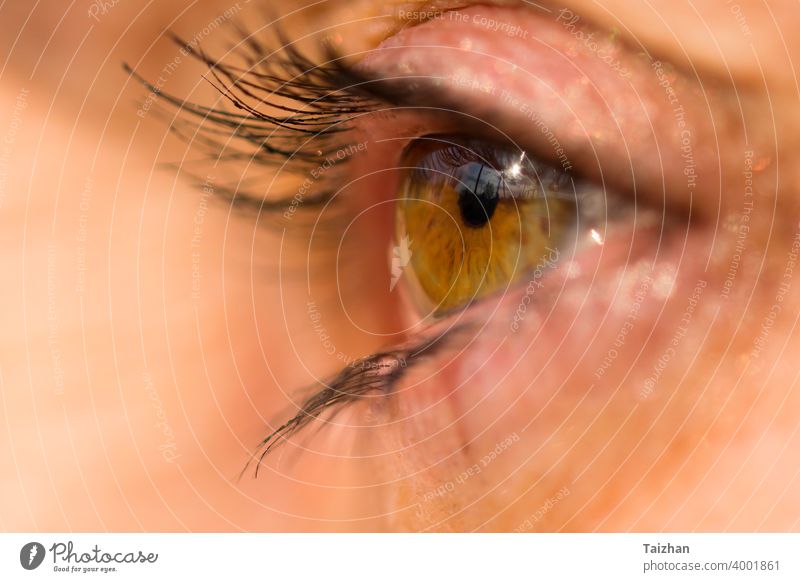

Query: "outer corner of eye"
<box><xmin>391</xmin><ymin>135</ymin><xmax>582</xmax><ymax>318</ymax></box>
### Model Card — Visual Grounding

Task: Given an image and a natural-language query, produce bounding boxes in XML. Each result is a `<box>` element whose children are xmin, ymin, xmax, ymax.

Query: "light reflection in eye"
<box><xmin>394</xmin><ymin>136</ymin><xmax>605</xmax><ymax>316</ymax></box>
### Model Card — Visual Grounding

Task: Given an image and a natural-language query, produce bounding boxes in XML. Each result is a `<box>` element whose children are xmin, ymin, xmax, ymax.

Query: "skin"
<box><xmin>0</xmin><ymin>0</ymin><xmax>798</xmax><ymax>532</ymax></box>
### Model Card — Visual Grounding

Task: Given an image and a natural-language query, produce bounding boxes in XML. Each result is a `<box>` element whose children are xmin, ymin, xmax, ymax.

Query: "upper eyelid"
<box><xmin>130</xmin><ymin>16</ymin><xmax>616</xmax><ymax>210</ymax></box>
<box><xmin>356</xmin><ymin>11</ymin><xmax>721</xmax><ymax>217</ymax></box>
<box><xmin>132</xmin><ymin>2</ymin><xmax>749</xmax><ymax>220</ymax></box>
<box><xmin>340</xmin><ymin>75</ymin><xmax>635</xmax><ymax>217</ymax></box>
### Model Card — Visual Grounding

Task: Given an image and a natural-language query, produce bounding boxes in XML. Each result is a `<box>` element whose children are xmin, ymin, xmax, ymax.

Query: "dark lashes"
<box><xmin>124</xmin><ymin>26</ymin><xmax>380</xmax><ymax>212</ymax></box>
<box><xmin>243</xmin><ymin>330</ymin><xmax>454</xmax><ymax>478</ymax></box>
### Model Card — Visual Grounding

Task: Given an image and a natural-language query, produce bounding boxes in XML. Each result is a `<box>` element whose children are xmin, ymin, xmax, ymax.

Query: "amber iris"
<box><xmin>396</xmin><ymin>137</ymin><xmax>577</xmax><ymax>314</ymax></box>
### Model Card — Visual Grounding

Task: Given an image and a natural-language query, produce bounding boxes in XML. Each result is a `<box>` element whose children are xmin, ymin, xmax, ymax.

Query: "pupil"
<box><xmin>455</xmin><ymin>162</ymin><xmax>501</xmax><ymax>228</ymax></box>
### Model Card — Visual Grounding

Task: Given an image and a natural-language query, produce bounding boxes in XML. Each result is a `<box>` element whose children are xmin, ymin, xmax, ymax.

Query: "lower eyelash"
<box><xmin>244</xmin><ymin>329</ymin><xmax>457</xmax><ymax>478</ymax></box>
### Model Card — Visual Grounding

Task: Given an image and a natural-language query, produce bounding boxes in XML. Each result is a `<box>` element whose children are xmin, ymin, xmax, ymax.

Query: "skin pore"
<box><xmin>1</xmin><ymin>0</ymin><xmax>799</xmax><ymax>532</ymax></box>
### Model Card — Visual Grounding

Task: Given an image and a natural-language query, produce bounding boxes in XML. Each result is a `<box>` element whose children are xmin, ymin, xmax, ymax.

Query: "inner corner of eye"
<box><xmin>389</xmin><ymin>135</ymin><xmax>585</xmax><ymax>317</ymax></box>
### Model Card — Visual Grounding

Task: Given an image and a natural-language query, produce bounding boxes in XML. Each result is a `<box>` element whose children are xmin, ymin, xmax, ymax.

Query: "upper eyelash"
<box><xmin>124</xmin><ymin>27</ymin><xmax>380</xmax><ymax>213</ymax></box>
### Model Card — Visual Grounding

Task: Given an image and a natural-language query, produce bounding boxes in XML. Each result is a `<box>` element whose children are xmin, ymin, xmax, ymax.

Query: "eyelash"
<box><xmin>125</xmin><ymin>29</ymin><xmax>380</xmax><ymax>215</ymax></box>
<box><xmin>243</xmin><ymin>330</ymin><xmax>457</xmax><ymax>478</ymax></box>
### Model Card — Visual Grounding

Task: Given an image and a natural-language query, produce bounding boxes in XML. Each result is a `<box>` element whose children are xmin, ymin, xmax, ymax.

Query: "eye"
<box><xmin>397</xmin><ymin>135</ymin><xmax>605</xmax><ymax>316</ymax></box>
<box><xmin>142</xmin><ymin>1</ymin><xmax>697</xmax><ymax>488</ymax></box>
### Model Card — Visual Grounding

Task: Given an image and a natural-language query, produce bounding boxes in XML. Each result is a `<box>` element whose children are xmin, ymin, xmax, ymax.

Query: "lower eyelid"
<box><xmin>249</xmin><ymin>326</ymin><xmax>460</xmax><ymax>469</ymax></box>
<box><xmin>389</xmin><ymin>216</ymin><xmax>705</xmax><ymax>443</ymax></box>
